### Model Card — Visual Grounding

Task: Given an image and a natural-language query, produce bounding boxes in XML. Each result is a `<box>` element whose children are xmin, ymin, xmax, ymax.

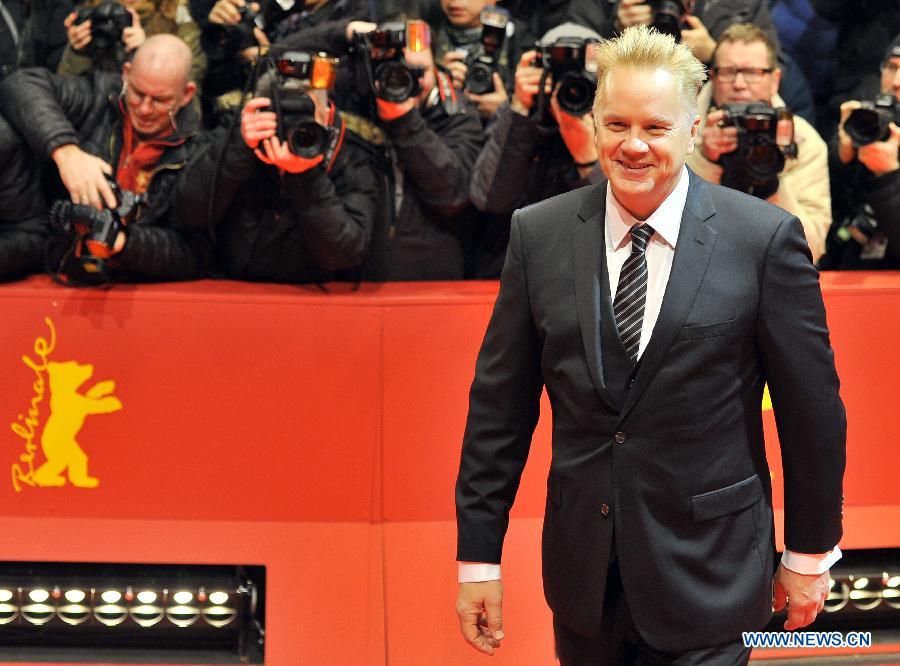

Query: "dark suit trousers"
<box><xmin>553</xmin><ymin>557</ymin><xmax>752</xmax><ymax>666</ymax></box>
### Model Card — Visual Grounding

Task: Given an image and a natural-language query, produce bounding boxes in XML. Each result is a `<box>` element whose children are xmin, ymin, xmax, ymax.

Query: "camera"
<box><xmin>534</xmin><ymin>36</ymin><xmax>599</xmax><ymax>116</ymax></box>
<box><xmin>843</xmin><ymin>93</ymin><xmax>899</xmax><ymax>147</ymax></box>
<box><xmin>356</xmin><ymin>21</ymin><xmax>428</xmax><ymax>103</ymax></box>
<box><xmin>649</xmin><ymin>0</ymin><xmax>689</xmax><ymax>41</ymax></box>
<box><xmin>718</xmin><ymin>102</ymin><xmax>796</xmax><ymax>199</ymax></box>
<box><xmin>462</xmin><ymin>6</ymin><xmax>510</xmax><ymax>95</ymax></box>
<box><xmin>49</xmin><ymin>181</ymin><xmax>143</xmax><ymax>273</ymax></box>
<box><xmin>74</xmin><ymin>1</ymin><xmax>132</xmax><ymax>55</ymax></box>
<box><xmin>264</xmin><ymin>51</ymin><xmax>338</xmax><ymax>158</ymax></box>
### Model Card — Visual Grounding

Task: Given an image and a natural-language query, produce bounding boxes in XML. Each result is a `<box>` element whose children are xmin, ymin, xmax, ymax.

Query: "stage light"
<box><xmin>100</xmin><ymin>590</ymin><xmax>122</xmax><ymax>604</ymax></box>
<box><xmin>884</xmin><ymin>574</ymin><xmax>900</xmax><ymax>609</ymax></box>
<box><xmin>0</xmin><ymin>561</ymin><xmax>265</xmax><ymax>663</ymax></box>
<box><xmin>209</xmin><ymin>591</ymin><xmax>228</xmax><ymax>605</ymax></box>
<box><xmin>849</xmin><ymin>576</ymin><xmax>882</xmax><ymax>611</ymax></box>
<box><xmin>824</xmin><ymin>578</ymin><xmax>850</xmax><ymax>612</ymax></box>
<box><xmin>136</xmin><ymin>590</ymin><xmax>157</xmax><ymax>604</ymax></box>
<box><xmin>173</xmin><ymin>591</ymin><xmax>193</xmax><ymax>605</ymax></box>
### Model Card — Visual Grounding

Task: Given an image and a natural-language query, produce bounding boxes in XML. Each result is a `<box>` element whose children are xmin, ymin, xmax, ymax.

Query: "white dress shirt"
<box><xmin>459</xmin><ymin>168</ymin><xmax>839</xmax><ymax>583</ymax></box>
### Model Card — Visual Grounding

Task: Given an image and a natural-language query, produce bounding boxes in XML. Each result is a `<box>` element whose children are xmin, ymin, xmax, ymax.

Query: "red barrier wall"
<box><xmin>1</xmin><ymin>273</ymin><xmax>898</xmax><ymax>665</ymax></box>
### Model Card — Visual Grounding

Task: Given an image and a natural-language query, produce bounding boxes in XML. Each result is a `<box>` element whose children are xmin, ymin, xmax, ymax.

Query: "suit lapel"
<box><xmin>573</xmin><ymin>185</ymin><xmax>618</xmax><ymax>411</ymax></box>
<box><xmin>619</xmin><ymin>172</ymin><xmax>719</xmax><ymax>421</ymax></box>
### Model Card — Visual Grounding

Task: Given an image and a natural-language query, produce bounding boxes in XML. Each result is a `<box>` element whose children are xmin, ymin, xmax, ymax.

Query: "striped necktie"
<box><xmin>613</xmin><ymin>224</ymin><xmax>655</xmax><ymax>362</ymax></box>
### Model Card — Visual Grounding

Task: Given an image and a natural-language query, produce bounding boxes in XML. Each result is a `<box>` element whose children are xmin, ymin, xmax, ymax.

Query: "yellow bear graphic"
<box><xmin>34</xmin><ymin>361</ymin><xmax>122</xmax><ymax>488</ymax></box>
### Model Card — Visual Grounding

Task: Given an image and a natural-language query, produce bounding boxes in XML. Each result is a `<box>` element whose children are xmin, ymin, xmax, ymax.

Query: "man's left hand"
<box><xmin>466</xmin><ymin>73</ymin><xmax>508</xmax><ymax>118</ymax></box>
<box><xmin>376</xmin><ymin>96</ymin><xmax>416</xmax><ymax>121</ymax></box>
<box><xmin>681</xmin><ymin>15</ymin><xmax>716</xmax><ymax>63</ymax></box>
<box><xmin>773</xmin><ymin>563</ymin><xmax>830</xmax><ymax>630</ymax></box>
<box><xmin>857</xmin><ymin>122</ymin><xmax>900</xmax><ymax>177</ymax></box>
<box><xmin>255</xmin><ymin>136</ymin><xmax>324</xmax><ymax>173</ymax></box>
<box><xmin>122</xmin><ymin>7</ymin><xmax>146</xmax><ymax>53</ymax></box>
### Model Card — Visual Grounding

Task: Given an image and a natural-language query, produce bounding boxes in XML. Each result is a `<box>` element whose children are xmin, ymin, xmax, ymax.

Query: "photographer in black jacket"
<box><xmin>819</xmin><ymin>33</ymin><xmax>900</xmax><ymax>270</ymax></box>
<box><xmin>175</xmin><ymin>52</ymin><xmax>379</xmax><ymax>283</ymax></box>
<box><xmin>348</xmin><ymin>18</ymin><xmax>484</xmax><ymax>280</ymax></box>
<box><xmin>0</xmin><ymin>34</ymin><xmax>211</xmax><ymax>284</ymax></box>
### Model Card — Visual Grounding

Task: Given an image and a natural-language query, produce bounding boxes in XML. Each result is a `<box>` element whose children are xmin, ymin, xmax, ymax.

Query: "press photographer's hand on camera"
<box><xmin>64</xmin><ymin>11</ymin><xmax>93</xmax><ymax>51</ymax></box>
<box><xmin>345</xmin><ymin>20</ymin><xmax>376</xmax><ymax>41</ymax></box>
<box><xmin>511</xmin><ymin>50</ymin><xmax>548</xmax><ymax>116</ymax></box>
<box><xmin>550</xmin><ymin>92</ymin><xmax>598</xmax><ymax>171</ymax></box>
<box><xmin>242</xmin><ymin>97</ymin><xmax>324</xmax><ymax>173</ymax></box>
<box><xmin>256</xmin><ymin>135</ymin><xmax>324</xmax><ymax>173</ymax></box>
<box><xmin>208</xmin><ymin>0</ymin><xmax>252</xmax><ymax>25</ymax></box>
<box><xmin>858</xmin><ymin>122</ymin><xmax>900</xmax><ymax>176</ymax></box>
<box><xmin>121</xmin><ymin>7</ymin><xmax>145</xmax><ymax>52</ymax></box>
<box><xmin>467</xmin><ymin>72</ymin><xmax>508</xmax><ymax>118</ymax></box>
<box><xmin>700</xmin><ymin>109</ymin><xmax>738</xmax><ymax>162</ymax></box>
<box><xmin>837</xmin><ymin>100</ymin><xmax>860</xmax><ymax>164</ymax></box>
<box><xmin>681</xmin><ymin>15</ymin><xmax>715</xmax><ymax>63</ymax></box>
<box><xmin>442</xmin><ymin>50</ymin><xmax>468</xmax><ymax>89</ymax></box>
<box><xmin>51</xmin><ymin>144</ymin><xmax>117</xmax><ymax>211</ymax></box>
<box><xmin>376</xmin><ymin>96</ymin><xmax>417</xmax><ymax>121</ymax></box>
<box><xmin>241</xmin><ymin>96</ymin><xmax>277</xmax><ymax>149</ymax></box>
<box><xmin>617</xmin><ymin>0</ymin><xmax>652</xmax><ymax>30</ymax></box>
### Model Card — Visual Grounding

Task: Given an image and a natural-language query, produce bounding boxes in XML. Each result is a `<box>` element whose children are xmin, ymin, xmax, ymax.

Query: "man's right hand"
<box><xmin>208</xmin><ymin>0</ymin><xmax>246</xmax><ymax>26</ymax></box>
<box><xmin>64</xmin><ymin>11</ymin><xmax>92</xmax><ymax>51</ymax></box>
<box><xmin>510</xmin><ymin>50</ymin><xmax>547</xmax><ymax>117</ymax></box>
<box><xmin>700</xmin><ymin>109</ymin><xmax>738</xmax><ymax>163</ymax></box>
<box><xmin>617</xmin><ymin>0</ymin><xmax>652</xmax><ymax>30</ymax></box>
<box><xmin>51</xmin><ymin>144</ymin><xmax>116</xmax><ymax>210</ymax></box>
<box><xmin>456</xmin><ymin>580</ymin><xmax>504</xmax><ymax>656</ymax></box>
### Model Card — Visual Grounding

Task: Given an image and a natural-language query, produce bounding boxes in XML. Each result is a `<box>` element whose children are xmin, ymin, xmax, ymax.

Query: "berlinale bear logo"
<box><xmin>9</xmin><ymin>318</ymin><xmax>122</xmax><ymax>492</ymax></box>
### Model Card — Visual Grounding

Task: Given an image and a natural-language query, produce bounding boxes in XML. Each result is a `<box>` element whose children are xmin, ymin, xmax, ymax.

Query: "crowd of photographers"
<box><xmin>0</xmin><ymin>0</ymin><xmax>897</xmax><ymax>286</ymax></box>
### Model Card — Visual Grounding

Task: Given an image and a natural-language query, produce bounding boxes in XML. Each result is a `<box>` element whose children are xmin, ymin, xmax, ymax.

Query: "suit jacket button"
<box><xmin>600</xmin><ymin>503</ymin><xmax>610</xmax><ymax>517</ymax></box>
<box><xmin>614</xmin><ymin>432</ymin><xmax>626</xmax><ymax>444</ymax></box>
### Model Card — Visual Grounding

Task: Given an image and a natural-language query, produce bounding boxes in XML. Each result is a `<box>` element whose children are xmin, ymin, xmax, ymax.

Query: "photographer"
<box><xmin>425</xmin><ymin>1</ymin><xmax>532</xmax><ymax>120</ymax></box>
<box><xmin>175</xmin><ymin>52</ymin><xmax>379</xmax><ymax>283</ymax></box>
<box><xmin>193</xmin><ymin>0</ymin><xmax>368</xmax><ymax>118</ymax></box>
<box><xmin>468</xmin><ymin>23</ymin><xmax>605</xmax><ymax>277</ymax></box>
<box><xmin>686</xmin><ymin>23</ymin><xmax>830</xmax><ymax>261</ymax></box>
<box><xmin>59</xmin><ymin>0</ymin><xmax>206</xmax><ymax>87</ymax></box>
<box><xmin>349</xmin><ymin>19</ymin><xmax>483</xmax><ymax>280</ymax></box>
<box><xmin>0</xmin><ymin>34</ymin><xmax>211</xmax><ymax>284</ymax></box>
<box><xmin>819</xmin><ymin>34</ymin><xmax>900</xmax><ymax>270</ymax></box>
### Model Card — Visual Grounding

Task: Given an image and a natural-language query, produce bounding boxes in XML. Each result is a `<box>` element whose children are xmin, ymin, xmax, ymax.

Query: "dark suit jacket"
<box><xmin>455</xmin><ymin>170</ymin><xmax>846</xmax><ymax>652</ymax></box>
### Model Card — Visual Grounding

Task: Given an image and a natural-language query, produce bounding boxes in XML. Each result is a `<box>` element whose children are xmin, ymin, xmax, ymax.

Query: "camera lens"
<box><xmin>288</xmin><ymin>121</ymin><xmax>328</xmax><ymax>159</ymax></box>
<box><xmin>375</xmin><ymin>62</ymin><xmax>416</xmax><ymax>102</ymax></box>
<box><xmin>466</xmin><ymin>61</ymin><xmax>495</xmax><ymax>95</ymax></box>
<box><xmin>844</xmin><ymin>107</ymin><xmax>889</xmax><ymax>146</ymax></box>
<box><xmin>651</xmin><ymin>0</ymin><xmax>683</xmax><ymax>40</ymax></box>
<box><xmin>556</xmin><ymin>73</ymin><xmax>594</xmax><ymax>116</ymax></box>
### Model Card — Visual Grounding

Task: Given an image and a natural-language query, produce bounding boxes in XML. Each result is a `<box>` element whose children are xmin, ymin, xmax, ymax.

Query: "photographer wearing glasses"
<box><xmin>819</xmin><ymin>34</ymin><xmax>900</xmax><ymax>270</ymax></box>
<box><xmin>686</xmin><ymin>23</ymin><xmax>830</xmax><ymax>262</ymax></box>
<box><xmin>0</xmin><ymin>34</ymin><xmax>211</xmax><ymax>285</ymax></box>
<box><xmin>175</xmin><ymin>50</ymin><xmax>379</xmax><ymax>283</ymax></box>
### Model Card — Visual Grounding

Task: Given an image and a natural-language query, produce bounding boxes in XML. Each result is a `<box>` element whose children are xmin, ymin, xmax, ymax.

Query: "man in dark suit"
<box><xmin>455</xmin><ymin>24</ymin><xmax>846</xmax><ymax>664</ymax></box>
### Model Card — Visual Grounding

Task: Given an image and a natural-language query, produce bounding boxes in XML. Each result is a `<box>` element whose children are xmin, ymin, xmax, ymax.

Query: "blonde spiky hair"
<box><xmin>592</xmin><ymin>24</ymin><xmax>707</xmax><ymax>122</ymax></box>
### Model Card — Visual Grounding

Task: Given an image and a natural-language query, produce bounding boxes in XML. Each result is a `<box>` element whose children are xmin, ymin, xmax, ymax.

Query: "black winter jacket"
<box><xmin>0</xmin><ymin>68</ymin><xmax>211</xmax><ymax>283</ymax></box>
<box><xmin>819</xmin><ymin>153</ymin><xmax>900</xmax><ymax>270</ymax></box>
<box><xmin>363</xmin><ymin>90</ymin><xmax>484</xmax><ymax>281</ymax></box>
<box><xmin>0</xmin><ymin>113</ymin><xmax>49</xmax><ymax>280</ymax></box>
<box><xmin>175</xmin><ymin>111</ymin><xmax>379</xmax><ymax>283</ymax></box>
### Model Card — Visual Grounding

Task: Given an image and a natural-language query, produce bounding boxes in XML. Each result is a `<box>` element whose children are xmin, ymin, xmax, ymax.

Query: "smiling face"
<box><xmin>595</xmin><ymin>66</ymin><xmax>699</xmax><ymax>220</ymax></box>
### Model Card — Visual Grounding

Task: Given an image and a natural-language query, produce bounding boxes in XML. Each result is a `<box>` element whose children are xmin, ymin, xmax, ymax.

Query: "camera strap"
<box><xmin>434</xmin><ymin>69</ymin><xmax>461</xmax><ymax>115</ymax></box>
<box><xmin>322</xmin><ymin>103</ymin><xmax>346</xmax><ymax>174</ymax></box>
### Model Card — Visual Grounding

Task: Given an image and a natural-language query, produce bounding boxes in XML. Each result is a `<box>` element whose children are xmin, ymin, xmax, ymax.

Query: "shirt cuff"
<box><xmin>781</xmin><ymin>546</ymin><xmax>842</xmax><ymax>575</ymax></box>
<box><xmin>458</xmin><ymin>562</ymin><xmax>502</xmax><ymax>583</ymax></box>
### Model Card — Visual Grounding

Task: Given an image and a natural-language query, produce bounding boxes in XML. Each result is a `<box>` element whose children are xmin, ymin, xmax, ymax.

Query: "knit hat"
<box><xmin>884</xmin><ymin>32</ymin><xmax>900</xmax><ymax>63</ymax></box>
